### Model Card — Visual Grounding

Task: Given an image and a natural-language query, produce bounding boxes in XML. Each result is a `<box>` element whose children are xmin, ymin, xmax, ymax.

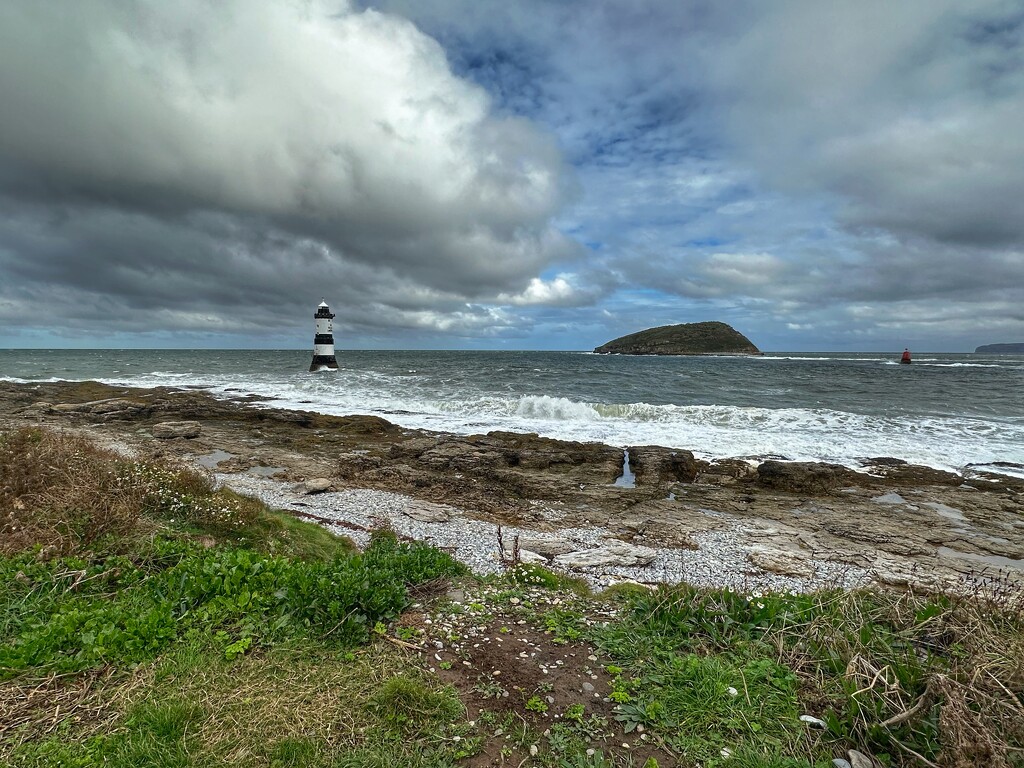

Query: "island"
<box><xmin>594</xmin><ymin>321</ymin><xmax>762</xmax><ymax>356</ymax></box>
<box><xmin>975</xmin><ymin>343</ymin><xmax>1024</xmax><ymax>354</ymax></box>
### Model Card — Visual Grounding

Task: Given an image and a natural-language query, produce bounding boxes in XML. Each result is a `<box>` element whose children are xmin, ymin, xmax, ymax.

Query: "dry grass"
<box><xmin>780</xmin><ymin>586</ymin><xmax>1024</xmax><ymax>767</ymax></box>
<box><xmin>0</xmin><ymin>665</ymin><xmax>152</xmax><ymax>757</ymax></box>
<box><xmin>0</xmin><ymin>641</ymin><xmax>434</xmax><ymax>766</ymax></box>
<box><xmin>182</xmin><ymin>645</ymin><xmax>409</xmax><ymax>762</ymax></box>
<box><xmin>0</xmin><ymin>428</ymin><xmax>145</xmax><ymax>556</ymax></box>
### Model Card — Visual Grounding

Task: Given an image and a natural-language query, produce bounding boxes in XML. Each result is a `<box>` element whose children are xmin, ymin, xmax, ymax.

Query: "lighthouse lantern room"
<box><xmin>309</xmin><ymin>300</ymin><xmax>339</xmax><ymax>371</ymax></box>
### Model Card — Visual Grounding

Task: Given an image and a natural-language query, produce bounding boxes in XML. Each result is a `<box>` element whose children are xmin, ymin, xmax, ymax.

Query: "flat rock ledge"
<box><xmin>554</xmin><ymin>540</ymin><xmax>659</xmax><ymax>568</ymax></box>
<box><xmin>2</xmin><ymin>380</ymin><xmax>1021</xmax><ymax>595</ymax></box>
<box><xmin>152</xmin><ymin>421</ymin><xmax>202</xmax><ymax>439</ymax></box>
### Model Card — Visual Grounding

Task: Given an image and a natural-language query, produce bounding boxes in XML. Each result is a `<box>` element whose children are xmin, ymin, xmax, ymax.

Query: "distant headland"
<box><xmin>594</xmin><ymin>321</ymin><xmax>762</xmax><ymax>356</ymax></box>
<box><xmin>975</xmin><ymin>343</ymin><xmax>1024</xmax><ymax>354</ymax></box>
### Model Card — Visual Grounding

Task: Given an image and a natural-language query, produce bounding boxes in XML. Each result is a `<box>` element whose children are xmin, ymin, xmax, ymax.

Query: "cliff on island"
<box><xmin>975</xmin><ymin>342</ymin><xmax>1024</xmax><ymax>353</ymax></box>
<box><xmin>594</xmin><ymin>321</ymin><xmax>761</xmax><ymax>356</ymax></box>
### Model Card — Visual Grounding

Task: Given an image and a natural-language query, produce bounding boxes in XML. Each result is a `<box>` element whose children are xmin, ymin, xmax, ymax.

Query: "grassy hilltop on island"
<box><xmin>594</xmin><ymin>322</ymin><xmax>762</xmax><ymax>356</ymax></box>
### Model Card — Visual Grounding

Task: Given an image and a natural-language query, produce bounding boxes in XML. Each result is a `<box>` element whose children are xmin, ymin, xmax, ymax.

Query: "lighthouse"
<box><xmin>309</xmin><ymin>300</ymin><xmax>339</xmax><ymax>371</ymax></box>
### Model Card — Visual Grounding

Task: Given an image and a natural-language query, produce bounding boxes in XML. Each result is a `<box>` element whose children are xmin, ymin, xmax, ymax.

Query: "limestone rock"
<box><xmin>302</xmin><ymin>478</ymin><xmax>333</xmax><ymax>494</ymax></box>
<box><xmin>5</xmin><ymin>378</ymin><xmax>1024</xmax><ymax>595</ymax></box>
<box><xmin>152</xmin><ymin>421</ymin><xmax>202</xmax><ymax>439</ymax></box>
<box><xmin>502</xmin><ymin>548</ymin><xmax>548</xmax><ymax>564</ymax></box>
<box><xmin>336</xmin><ymin>453</ymin><xmax>385</xmax><ymax>480</ymax></box>
<box><xmin>757</xmin><ymin>460</ymin><xmax>853</xmax><ymax>494</ymax></box>
<box><xmin>702</xmin><ymin>458</ymin><xmax>757</xmax><ymax>481</ymax></box>
<box><xmin>89</xmin><ymin>399</ymin><xmax>137</xmax><ymax>415</ymax></box>
<box><xmin>555</xmin><ymin>539</ymin><xmax>658</xmax><ymax>568</ymax></box>
<box><xmin>336</xmin><ymin>414</ymin><xmax>402</xmax><ymax>435</ymax></box>
<box><xmin>862</xmin><ymin>456</ymin><xmax>908</xmax><ymax>467</ymax></box>
<box><xmin>627</xmin><ymin>446</ymin><xmax>699</xmax><ymax>484</ymax></box>
<box><xmin>52</xmin><ymin>403</ymin><xmax>87</xmax><ymax>413</ymax></box>
<box><xmin>14</xmin><ymin>402</ymin><xmax>54</xmax><ymax>417</ymax></box>
<box><xmin>871</xmin><ymin>492</ymin><xmax>906</xmax><ymax>505</ymax></box>
<box><xmin>748</xmin><ymin>548</ymin><xmax>814</xmax><ymax>578</ymax></box>
<box><xmin>403</xmin><ymin>500</ymin><xmax>452</xmax><ymax>523</ymax></box>
<box><xmin>517</xmin><ymin>534</ymin><xmax>578</xmax><ymax>557</ymax></box>
<box><xmin>820</xmin><ymin>520</ymin><xmax>933</xmax><ymax>556</ymax></box>
<box><xmin>869</xmin><ymin>552</ymin><xmax>928</xmax><ymax>587</ymax></box>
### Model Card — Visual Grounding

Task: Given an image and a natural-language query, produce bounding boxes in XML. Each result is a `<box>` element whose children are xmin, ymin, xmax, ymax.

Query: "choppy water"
<box><xmin>2</xmin><ymin>349</ymin><xmax>1022</xmax><ymax>476</ymax></box>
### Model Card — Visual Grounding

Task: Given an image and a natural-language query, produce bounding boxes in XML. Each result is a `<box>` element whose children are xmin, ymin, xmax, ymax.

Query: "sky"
<box><xmin>1</xmin><ymin>1</ymin><xmax>1022</xmax><ymax>352</ymax></box>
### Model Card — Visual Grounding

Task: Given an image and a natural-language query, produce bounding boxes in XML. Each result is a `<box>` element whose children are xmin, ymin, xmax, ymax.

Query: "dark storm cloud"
<box><xmin>2</xmin><ymin>0</ymin><xmax>1024</xmax><ymax>349</ymax></box>
<box><xmin>0</xmin><ymin>0</ymin><xmax>580</xmax><ymax>343</ymax></box>
<box><xmin>0</xmin><ymin>201</ymin><xmax>538</xmax><ymax>341</ymax></box>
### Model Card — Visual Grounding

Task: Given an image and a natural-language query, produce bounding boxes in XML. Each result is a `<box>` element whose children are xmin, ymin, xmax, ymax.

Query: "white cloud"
<box><xmin>0</xmin><ymin>0</ymin><xmax>579</xmax><ymax>339</ymax></box>
<box><xmin>715</xmin><ymin>0</ymin><xmax>1024</xmax><ymax>247</ymax></box>
<box><xmin>3</xmin><ymin>0</ymin><xmax>1024</xmax><ymax>349</ymax></box>
<box><xmin>497</xmin><ymin>274</ymin><xmax>600</xmax><ymax>306</ymax></box>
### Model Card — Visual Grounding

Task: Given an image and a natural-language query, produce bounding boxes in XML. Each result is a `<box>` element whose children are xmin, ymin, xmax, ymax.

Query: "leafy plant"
<box><xmin>509</xmin><ymin>563</ymin><xmax>590</xmax><ymax>594</ymax></box>
<box><xmin>525</xmin><ymin>695</ymin><xmax>549</xmax><ymax>713</ymax></box>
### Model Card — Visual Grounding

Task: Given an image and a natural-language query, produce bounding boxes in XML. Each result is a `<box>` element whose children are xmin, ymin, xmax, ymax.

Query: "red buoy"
<box><xmin>900</xmin><ymin>348</ymin><xmax>912</xmax><ymax>364</ymax></box>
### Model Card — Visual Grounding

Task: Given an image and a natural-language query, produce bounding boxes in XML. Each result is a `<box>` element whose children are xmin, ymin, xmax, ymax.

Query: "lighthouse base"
<box><xmin>309</xmin><ymin>355</ymin><xmax>339</xmax><ymax>371</ymax></box>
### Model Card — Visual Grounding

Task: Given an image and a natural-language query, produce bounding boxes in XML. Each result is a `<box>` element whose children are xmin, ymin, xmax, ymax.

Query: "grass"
<box><xmin>0</xmin><ymin>427</ymin><xmax>146</xmax><ymax>556</ymax></box>
<box><xmin>5</xmin><ymin>642</ymin><xmax>473</xmax><ymax>767</ymax></box>
<box><xmin>0</xmin><ymin>427</ymin><xmax>469</xmax><ymax>767</ymax></box>
<box><xmin>507</xmin><ymin>561</ymin><xmax>591</xmax><ymax>594</ymax></box>
<box><xmin>587</xmin><ymin>583</ymin><xmax>1024</xmax><ymax>767</ymax></box>
<box><xmin>2</xmin><ymin>426</ymin><xmax>1023</xmax><ymax>767</ymax></box>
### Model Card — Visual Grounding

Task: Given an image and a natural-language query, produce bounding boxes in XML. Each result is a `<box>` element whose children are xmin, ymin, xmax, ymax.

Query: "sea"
<box><xmin>2</xmin><ymin>349</ymin><xmax>1023</xmax><ymax>478</ymax></box>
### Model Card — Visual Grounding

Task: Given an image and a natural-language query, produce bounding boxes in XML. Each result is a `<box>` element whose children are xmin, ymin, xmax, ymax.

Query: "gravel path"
<box><xmin>219</xmin><ymin>473</ymin><xmax>872</xmax><ymax>593</ymax></box>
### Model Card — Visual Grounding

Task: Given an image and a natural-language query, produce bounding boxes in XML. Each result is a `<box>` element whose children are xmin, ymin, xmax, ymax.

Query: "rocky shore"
<box><xmin>3</xmin><ymin>380</ymin><xmax>1022</xmax><ymax>592</ymax></box>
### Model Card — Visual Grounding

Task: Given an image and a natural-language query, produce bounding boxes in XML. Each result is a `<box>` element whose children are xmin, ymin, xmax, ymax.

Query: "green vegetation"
<box><xmin>1</xmin><ymin>427</ymin><xmax>468</xmax><ymax>767</ymax></box>
<box><xmin>2</xmin><ymin>427</ymin><xmax>1022</xmax><ymax>767</ymax></box>
<box><xmin>585</xmin><ymin>584</ymin><xmax>1024</xmax><ymax>767</ymax></box>
<box><xmin>508</xmin><ymin>561</ymin><xmax>591</xmax><ymax>594</ymax></box>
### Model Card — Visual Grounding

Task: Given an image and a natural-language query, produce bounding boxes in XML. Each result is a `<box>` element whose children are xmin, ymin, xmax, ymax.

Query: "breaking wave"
<box><xmin>3</xmin><ymin>348</ymin><xmax>1022</xmax><ymax>476</ymax></box>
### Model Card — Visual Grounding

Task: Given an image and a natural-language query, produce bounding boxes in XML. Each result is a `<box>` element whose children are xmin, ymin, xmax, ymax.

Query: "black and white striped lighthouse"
<box><xmin>309</xmin><ymin>299</ymin><xmax>339</xmax><ymax>371</ymax></box>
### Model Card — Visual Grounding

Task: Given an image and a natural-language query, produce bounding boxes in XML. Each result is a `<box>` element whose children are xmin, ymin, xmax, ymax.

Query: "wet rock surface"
<box><xmin>3</xmin><ymin>380</ymin><xmax>1022</xmax><ymax>591</ymax></box>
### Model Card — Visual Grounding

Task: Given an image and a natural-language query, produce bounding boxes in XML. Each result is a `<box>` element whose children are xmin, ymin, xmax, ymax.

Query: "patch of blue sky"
<box><xmin>684</xmin><ymin>237</ymin><xmax>729</xmax><ymax>248</ymax></box>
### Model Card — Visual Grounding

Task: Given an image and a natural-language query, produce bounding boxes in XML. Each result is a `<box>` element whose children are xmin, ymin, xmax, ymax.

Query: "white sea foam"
<box><xmin>233</xmin><ymin>380</ymin><xmax>1024</xmax><ymax>475</ymax></box>
<box><xmin>918</xmin><ymin>362</ymin><xmax>1005</xmax><ymax>368</ymax></box>
<box><xmin>5</xmin><ymin>352</ymin><xmax>1022</xmax><ymax>478</ymax></box>
<box><xmin>757</xmin><ymin>356</ymin><xmax>889</xmax><ymax>361</ymax></box>
<box><xmin>514</xmin><ymin>395</ymin><xmax>601</xmax><ymax>421</ymax></box>
<box><xmin>0</xmin><ymin>375</ymin><xmax>69</xmax><ymax>384</ymax></box>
